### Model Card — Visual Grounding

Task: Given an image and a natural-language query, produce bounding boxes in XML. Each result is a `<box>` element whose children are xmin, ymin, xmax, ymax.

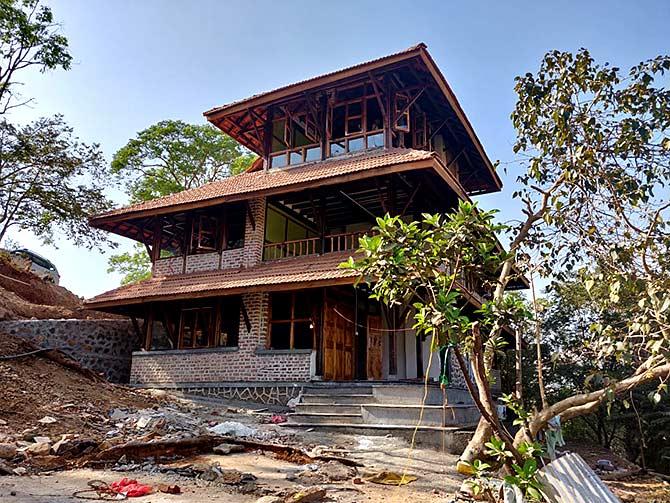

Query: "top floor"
<box><xmin>204</xmin><ymin>43</ymin><xmax>500</xmax><ymax>196</ymax></box>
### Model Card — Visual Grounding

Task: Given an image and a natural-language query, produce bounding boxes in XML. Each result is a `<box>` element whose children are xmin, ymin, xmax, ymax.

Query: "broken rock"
<box><xmin>0</xmin><ymin>443</ymin><xmax>17</xmax><ymax>460</ymax></box>
<box><xmin>37</xmin><ymin>416</ymin><xmax>58</xmax><ymax>425</ymax></box>
<box><xmin>213</xmin><ymin>443</ymin><xmax>245</xmax><ymax>455</ymax></box>
<box><xmin>25</xmin><ymin>442</ymin><xmax>51</xmax><ymax>457</ymax></box>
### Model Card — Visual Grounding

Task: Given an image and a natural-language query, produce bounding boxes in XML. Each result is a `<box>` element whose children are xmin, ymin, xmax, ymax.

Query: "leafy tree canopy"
<box><xmin>346</xmin><ymin>48</ymin><xmax>670</xmax><ymax>476</ymax></box>
<box><xmin>108</xmin><ymin>120</ymin><xmax>256</xmax><ymax>284</ymax></box>
<box><xmin>0</xmin><ymin>0</ymin><xmax>72</xmax><ymax>114</ymax></box>
<box><xmin>0</xmin><ymin>115</ymin><xmax>112</xmax><ymax>248</ymax></box>
<box><xmin>111</xmin><ymin>120</ymin><xmax>255</xmax><ymax>203</ymax></box>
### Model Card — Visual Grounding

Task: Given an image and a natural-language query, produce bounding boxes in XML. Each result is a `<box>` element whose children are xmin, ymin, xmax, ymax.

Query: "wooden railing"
<box><xmin>263</xmin><ymin>230</ymin><xmax>368</xmax><ymax>261</ymax></box>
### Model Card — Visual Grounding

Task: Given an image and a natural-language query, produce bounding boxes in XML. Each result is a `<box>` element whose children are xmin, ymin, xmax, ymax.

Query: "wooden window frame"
<box><xmin>175</xmin><ymin>299</ymin><xmax>242</xmax><ymax>350</ymax></box>
<box><xmin>267</xmin><ymin>292</ymin><xmax>317</xmax><ymax>350</ymax></box>
<box><xmin>270</xmin><ymin>111</ymin><xmax>321</xmax><ymax>169</ymax></box>
<box><xmin>327</xmin><ymin>87</ymin><xmax>385</xmax><ymax>158</ymax></box>
<box><xmin>394</xmin><ymin>93</ymin><xmax>411</xmax><ymax>133</ymax></box>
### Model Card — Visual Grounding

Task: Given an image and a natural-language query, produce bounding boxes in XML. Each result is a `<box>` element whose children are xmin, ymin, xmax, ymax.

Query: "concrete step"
<box><xmin>301</xmin><ymin>393</ymin><xmax>375</xmax><ymax>405</ymax></box>
<box><xmin>280</xmin><ymin>422</ymin><xmax>475</xmax><ymax>453</ymax></box>
<box><xmin>286</xmin><ymin>411</ymin><xmax>363</xmax><ymax>425</ymax></box>
<box><xmin>302</xmin><ymin>384</ymin><xmax>374</xmax><ymax>395</ymax></box>
<box><xmin>372</xmin><ymin>384</ymin><xmax>474</xmax><ymax>406</ymax></box>
<box><xmin>295</xmin><ymin>403</ymin><xmax>362</xmax><ymax>415</ymax></box>
<box><xmin>361</xmin><ymin>403</ymin><xmax>480</xmax><ymax>427</ymax></box>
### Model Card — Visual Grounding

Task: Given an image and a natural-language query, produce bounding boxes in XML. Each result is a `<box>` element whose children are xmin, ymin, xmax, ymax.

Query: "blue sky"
<box><xmin>7</xmin><ymin>0</ymin><xmax>670</xmax><ymax>297</ymax></box>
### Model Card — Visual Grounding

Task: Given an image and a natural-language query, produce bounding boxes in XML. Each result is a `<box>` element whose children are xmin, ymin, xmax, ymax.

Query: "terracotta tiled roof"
<box><xmin>85</xmin><ymin>252</ymin><xmax>359</xmax><ymax>309</ymax></box>
<box><xmin>90</xmin><ymin>148</ymin><xmax>435</xmax><ymax>223</ymax></box>
<box><xmin>204</xmin><ymin>44</ymin><xmax>426</xmax><ymax>117</ymax></box>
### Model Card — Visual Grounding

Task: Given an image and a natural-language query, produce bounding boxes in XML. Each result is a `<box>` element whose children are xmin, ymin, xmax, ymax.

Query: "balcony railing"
<box><xmin>263</xmin><ymin>230</ymin><xmax>368</xmax><ymax>261</ymax></box>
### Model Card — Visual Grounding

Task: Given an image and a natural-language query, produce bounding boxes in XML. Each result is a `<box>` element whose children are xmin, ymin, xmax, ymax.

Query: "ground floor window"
<box><xmin>147</xmin><ymin>296</ymin><xmax>241</xmax><ymax>350</ymax></box>
<box><xmin>268</xmin><ymin>291</ymin><xmax>319</xmax><ymax>350</ymax></box>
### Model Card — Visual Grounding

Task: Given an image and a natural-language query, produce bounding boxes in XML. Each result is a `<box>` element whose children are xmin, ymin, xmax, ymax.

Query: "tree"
<box><xmin>111</xmin><ymin>120</ymin><xmax>255</xmax><ymax>203</ymax></box>
<box><xmin>0</xmin><ymin>115</ymin><xmax>112</xmax><ymax>247</ymax></box>
<box><xmin>346</xmin><ymin>48</ymin><xmax>670</xmax><ymax>479</ymax></box>
<box><xmin>537</xmin><ymin>277</ymin><xmax>670</xmax><ymax>473</ymax></box>
<box><xmin>0</xmin><ymin>0</ymin><xmax>72</xmax><ymax>114</ymax></box>
<box><xmin>108</xmin><ymin>120</ymin><xmax>256</xmax><ymax>284</ymax></box>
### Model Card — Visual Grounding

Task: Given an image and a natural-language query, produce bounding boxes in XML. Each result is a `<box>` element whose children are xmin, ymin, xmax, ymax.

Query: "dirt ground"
<box><xmin>0</xmin><ymin>441</ymin><xmax>463</xmax><ymax>503</ymax></box>
<box><xmin>0</xmin><ymin>253</ymin><xmax>112</xmax><ymax>320</ymax></box>
<box><xmin>0</xmin><ymin>332</ymin><xmax>160</xmax><ymax>439</ymax></box>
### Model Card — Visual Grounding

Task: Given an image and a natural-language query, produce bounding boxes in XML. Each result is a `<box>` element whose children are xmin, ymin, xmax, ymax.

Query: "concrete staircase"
<box><xmin>283</xmin><ymin>383</ymin><xmax>479</xmax><ymax>451</ymax></box>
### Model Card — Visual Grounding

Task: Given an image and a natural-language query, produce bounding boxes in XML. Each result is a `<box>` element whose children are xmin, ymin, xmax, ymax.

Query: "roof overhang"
<box><xmin>90</xmin><ymin>151</ymin><xmax>464</xmax><ymax>230</ymax></box>
<box><xmin>203</xmin><ymin>43</ymin><xmax>501</xmax><ymax>194</ymax></box>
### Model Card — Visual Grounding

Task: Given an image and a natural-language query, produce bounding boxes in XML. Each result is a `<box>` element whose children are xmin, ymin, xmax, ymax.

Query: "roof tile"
<box><xmin>85</xmin><ymin>252</ymin><xmax>359</xmax><ymax>308</ymax></box>
<box><xmin>91</xmin><ymin>148</ymin><xmax>434</xmax><ymax>222</ymax></box>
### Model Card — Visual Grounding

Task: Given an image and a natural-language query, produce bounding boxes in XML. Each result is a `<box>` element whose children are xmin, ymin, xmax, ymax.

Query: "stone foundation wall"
<box><xmin>136</xmin><ymin>381</ymin><xmax>304</xmax><ymax>406</ymax></box>
<box><xmin>0</xmin><ymin>319</ymin><xmax>137</xmax><ymax>383</ymax></box>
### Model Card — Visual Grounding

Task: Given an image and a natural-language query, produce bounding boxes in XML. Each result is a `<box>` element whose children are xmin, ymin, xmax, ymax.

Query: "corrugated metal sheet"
<box><xmin>537</xmin><ymin>452</ymin><xmax>621</xmax><ymax>503</ymax></box>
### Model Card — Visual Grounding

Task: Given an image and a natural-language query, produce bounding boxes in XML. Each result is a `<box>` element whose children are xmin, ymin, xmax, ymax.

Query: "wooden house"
<box><xmin>86</xmin><ymin>44</ymin><xmax>521</xmax><ymax>410</ymax></box>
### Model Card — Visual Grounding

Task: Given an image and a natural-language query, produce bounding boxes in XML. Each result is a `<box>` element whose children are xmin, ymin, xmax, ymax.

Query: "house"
<box><xmin>86</xmin><ymin>44</ymin><xmax>520</xmax><ymax>410</ymax></box>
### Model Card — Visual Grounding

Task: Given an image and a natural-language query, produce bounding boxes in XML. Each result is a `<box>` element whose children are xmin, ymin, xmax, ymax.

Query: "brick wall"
<box><xmin>185</xmin><ymin>252</ymin><xmax>219</xmax><ymax>273</ymax></box>
<box><xmin>130</xmin><ymin>290</ymin><xmax>314</xmax><ymax>385</ymax></box>
<box><xmin>151</xmin><ymin>197</ymin><xmax>266</xmax><ymax>277</ymax></box>
<box><xmin>152</xmin><ymin>256</ymin><xmax>183</xmax><ymax>276</ymax></box>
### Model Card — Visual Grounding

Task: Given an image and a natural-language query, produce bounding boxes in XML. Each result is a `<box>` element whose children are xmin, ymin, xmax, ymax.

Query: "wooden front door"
<box><xmin>366</xmin><ymin>315</ymin><xmax>383</xmax><ymax>380</ymax></box>
<box><xmin>323</xmin><ymin>293</ymin><xmax>355</xmax><ymax>381</ymax></box>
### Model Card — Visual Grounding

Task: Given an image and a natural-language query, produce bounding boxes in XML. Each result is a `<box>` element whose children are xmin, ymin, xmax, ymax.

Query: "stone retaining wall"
<box><xmin>0</xmin><ymin>319</ymin><xmax>138</xmax><ymax>383</ymax></box>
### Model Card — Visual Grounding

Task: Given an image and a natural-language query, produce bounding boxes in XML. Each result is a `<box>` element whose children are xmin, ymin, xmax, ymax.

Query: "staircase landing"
<box><xmin>283</xmin><ymin>382</ymin><xmax>478</xmax><ymax>452</ymax></box>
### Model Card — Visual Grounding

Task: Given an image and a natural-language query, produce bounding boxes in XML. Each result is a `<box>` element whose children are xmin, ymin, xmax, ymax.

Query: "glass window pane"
<box><xmin>219</xmin><ymin>297</ymin><xmax>240</xmax><ymax>347</ymax></box>
<box><xmin>347</xmin><ymin>101</ymin><xmax>362</xmax><ymax>117</ymax></box>
<box><xmin>271</xmin><ymin>119</ymin><xmax>288</xmax><ymax>152</ymax></box>
<box><xmin>305</xmin><ymin>146</ymin><xmax>321</xmax><ymax>162</ymax></box>
<box><xmin>289</xmin><ymin>150</ymin><xmax>303</xmax><ymax>165</ymax></box>
<box><xmin>225</xmin><ymin>205</ymin><xmax>245</xmax><ymax>249</ymax></box>
<box><xmin>294</xmin><ymin>291</ymin><xmax>316</xmax><ymax>318</ymax></box>
<box><xmin>180</xmin><ymin>310</ymin><xmax>195</xmax><ymax>348</ymax></box>
<box><xmin>347</xmin><ymin>118</ymin><xmax>362</xmax><ymax>135</ymax></box>
<box><xmin>330</xmin><ymin>141</ymin><xmax>345</xmax><ymax>156</ymax></box>
<box><xmin>331</xmin><ymin>105</ymin><xmax>345</xmax><ymax>139</ymax></box>
<box><xmin>367</xmin><ymin>132</ymin><xmax>384</xmax><ymax>149</ymax></box>
<box><xmin>194</xmin><ymin>309</ymin><xmax>212</xmax><ymax>347</ymax></box>
<box><xmin>293</xmin><ymin>322</ymin><xmax>313</xmax><ymax>349</ymax></box>
<box><xmin>348</xmin><ymin>137</ymin><xmax>365</xmax><ymax>152</ymax></box>
<box><xmin>366</xmin><ymin>98</ymin><xmax>383</xmax><ymax>131</ymax></box>
<box><xmin>271</xmin><ymin>153</ymin><xmax>287</xmax><ymax>169</ymax></box>
<box><xmin>271</xmin><ymin>292</ymin><xmax>292</xmax><ymax>320</ymax></box>
<box><xmin>270</xmin><ymin>323</ymin><xmax>291</xmax><ymax>349</ymax></box>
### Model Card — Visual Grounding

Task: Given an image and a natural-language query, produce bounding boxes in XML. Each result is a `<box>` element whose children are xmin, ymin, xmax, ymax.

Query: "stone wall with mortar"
<box><xmin>0</xmin><ymin>319</ymin><xmax>138</xmax><ymax>383</ymax></box>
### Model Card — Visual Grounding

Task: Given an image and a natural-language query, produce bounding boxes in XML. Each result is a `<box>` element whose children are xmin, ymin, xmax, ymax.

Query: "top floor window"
<box><xmin>270</xmin><ymin>111</ymin><xmax>321</xmax><ymax>169</ymax></box>
<box><xmin>328</xmin><ymin>85</ymin><xmax>384</xmax><ymax>157</ymax></box>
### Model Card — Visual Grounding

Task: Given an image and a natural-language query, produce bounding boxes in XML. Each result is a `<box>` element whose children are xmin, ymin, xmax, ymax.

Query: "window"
<box><xmin>263</xmin><ymin>205</ymin><xmax>318</xmax><ymax>260</ymax></box>
<box><xmin>168</xmin><ymin>297</ymin><xmax>242</xmax><ymax>350</ymax></box>
<box><xmin>269</xmin><ymin>291</ymin><xmax>319</xmax><ymax>350</ymax></box>
<box><xmin>269</xmin><ymin>110</ymin><xmax>321</xmax><ymax>169</ymax></box>
<box><xmin>179</xmin><ymin>307</ymin><xmax>213</xmax><ymax>349</ymax></box>
<box><xmin>413</xmin><ymin>112</ymin><xmax>427</xmax><ymax>149</ymax></box>
<box><xmin>191</xmin><ymin>215</ymin><xmax>218</xmax><ymax>253</ymax></box>
<box><xmin>394</xmin><ymin>93</ymin><xmax>410</xmax><ymax>132</ymax></box>
<box><xmin>158</xmin><ymin>216</ymin><xmax>187</xmax><ymax>258</ymax></box>
<box><xmin>328</xmin><ymin>85</ymin><xmax>385</xmax><ymax>157</ymax></box>
<box><xmin>223</xmin><ymin>204</ymin><xmax>246</xmax><ymax>250</ymax></box>
<box><xmin>216</xmin><ymin>297</ymin><xmax>241</xmax><ymax>347</ymax></box>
